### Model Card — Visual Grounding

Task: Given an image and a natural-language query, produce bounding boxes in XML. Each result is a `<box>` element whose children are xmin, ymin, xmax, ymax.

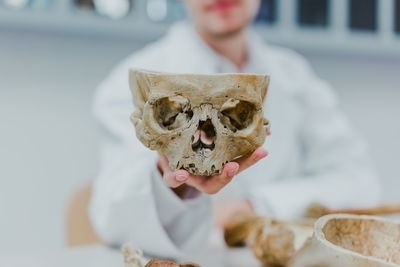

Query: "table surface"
<box><xmin>4</xmin><ymin>215</ymin><xmax>399</xmax><ymax>267</ymax></box>
<box><xmin>0</xmin><ymin>230</ymin><xmax>261</xmax><ymax>267</ymax></box>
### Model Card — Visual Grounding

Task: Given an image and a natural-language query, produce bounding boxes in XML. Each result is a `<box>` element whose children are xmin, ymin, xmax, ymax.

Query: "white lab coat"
<box><xmin>89</xmin><ymin>22</ymin><xmax>381</xmax><ymax>258</ymax></box>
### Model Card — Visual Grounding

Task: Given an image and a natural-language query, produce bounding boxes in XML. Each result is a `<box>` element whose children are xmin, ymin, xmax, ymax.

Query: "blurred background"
<box><xmin>0</xmin><ymin>0</ymin><xmax>399</xmax><ymax>254</ymax></box>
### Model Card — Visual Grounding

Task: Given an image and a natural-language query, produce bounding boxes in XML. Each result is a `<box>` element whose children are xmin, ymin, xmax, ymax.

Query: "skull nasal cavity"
<box><xmin>192</xmin><ymin>119</ymin><xmax>216</xmax><ymax>151</ymax></box>
<box><xmin>199</xmin><ymin>119</ymin><xmax>215</xmax><ymax>139</ymax></box>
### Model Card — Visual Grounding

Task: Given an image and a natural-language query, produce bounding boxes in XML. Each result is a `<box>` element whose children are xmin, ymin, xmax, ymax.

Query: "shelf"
<box><xmin>0</xmin><ymin>0</ymin><xmax>399</xmax><ymax>57</ymax></box>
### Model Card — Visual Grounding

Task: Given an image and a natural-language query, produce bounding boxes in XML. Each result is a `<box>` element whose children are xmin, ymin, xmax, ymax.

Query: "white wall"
<box><xmin>307</xmin><ymin>53</ymin><xmax>400</xmax><ymax>202</ymax></box>
<box><xmin>0</xmin><ymin>30</ymin><xmax>144</xmax><ymax>252</ymax></box>
<box><xmin>0</xmin><ymin>29</ymin><xmax>399</xmax><ymax>252</ymax></box>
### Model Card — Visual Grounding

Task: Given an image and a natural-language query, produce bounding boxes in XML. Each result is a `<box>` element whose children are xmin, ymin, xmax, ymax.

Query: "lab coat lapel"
<box><xmin>244</xmin><ymin>31</ymin><xmax>303</xmax><ymax>183</ymax></box>
<box><xmin>162</xmin><ymin>22</ymin><xmax>219</xmax><ymax>74</ymax></box>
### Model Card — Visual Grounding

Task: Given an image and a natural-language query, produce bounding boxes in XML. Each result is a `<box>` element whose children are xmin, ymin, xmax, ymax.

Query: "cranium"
<box><xmin>129</xmin><ymin>69</ymin><xmax>270</xmax><ymax>175</ymax></box>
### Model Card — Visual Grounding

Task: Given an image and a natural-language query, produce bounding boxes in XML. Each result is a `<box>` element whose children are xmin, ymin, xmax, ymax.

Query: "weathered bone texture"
<box><xmin>121</xmin><ymin>243</ymin><xmax>199</xmax><ymax>267</ymax></box>
<box><xmin>306</xmin><ymin>202</ymin><xmax>400</xmax><ymax>218</ymax></box>
<box><xmin>289</xmin><ymin>214</ymin><xmax>400</xmax><ymax>267</ymax></box>
<box><xmin>122</xmin><ymin>243</ymin><xmax>147</xmax><ymax>267</ymax></box>
<box><xmin>223</xmin><ymin>211</ymin><xmax>267</xmax><ymax>247</ymax></box>
<box><xmin>145</xmin><ymin>258</ymin><xmax>200</xmax><ymax>267</ymax></box>
<box><xmin>223</xmin><ymin>212</ymin><xmax>314</xmax><ymax>266</ymax></box>
<box><xmin>129</xmin><ymin>69</ymin><xmax>270</xmax><ymax>175</ymax></box>
<box><xmin>252</xmin><ymin>218</ymin><xmax>313</xmax><ymax>266</ymax></box>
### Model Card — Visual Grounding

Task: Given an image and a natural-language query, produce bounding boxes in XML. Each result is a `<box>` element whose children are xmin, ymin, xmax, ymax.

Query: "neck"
<box><xmin>197</xmin><ymin>28</ymin><xmax>248</xmax><ymax>71</ymax></box>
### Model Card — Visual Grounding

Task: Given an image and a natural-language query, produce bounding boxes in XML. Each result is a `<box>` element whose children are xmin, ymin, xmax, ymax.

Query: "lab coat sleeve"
<box><xmin>249</xmin><ymin>57</ymin><xmax>381</xmax><ymax>219</ymax></box>
<box><xmin>88</xmin><ymin>59</ymin><xmax>212</xmax><ymax>258</ymax></box>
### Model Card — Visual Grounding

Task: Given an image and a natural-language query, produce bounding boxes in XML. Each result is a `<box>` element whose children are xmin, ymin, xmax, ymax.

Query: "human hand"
<box><xmin>213</xmin><ymin>199</ymin><xmax>254</xmax><ymax>228</ymax></box>
<box><xmin>157</xmin><ymin>147</ymin><xmax>268</xmax><ymax>197</ymax></box>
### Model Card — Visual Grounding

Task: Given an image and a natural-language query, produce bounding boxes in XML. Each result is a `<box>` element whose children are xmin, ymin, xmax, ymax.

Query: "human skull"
<box><xmin>129</xmin><ymin>69</ymin><xmax>270</xmax><ymax>175</ymax></box>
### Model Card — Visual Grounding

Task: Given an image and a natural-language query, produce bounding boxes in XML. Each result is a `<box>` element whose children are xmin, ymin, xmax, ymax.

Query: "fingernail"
<box><xmin>228</xmin><ymin>166</ymin><xmax>239</xmax><ymax>177</ymax></box>
<box><xmin>176</xmin><ymin>174</ymin><xmax>188</xmax><ymax>182</ymax></box>
<box><xmin>254</xmin><ymin>155</ymin><xmax>264</xmax><ymax>161</ymax></box>
<box><xmin>254</xmin><ymin>151</ymin><xmax>268</xmax><ymax>161</ymax></box>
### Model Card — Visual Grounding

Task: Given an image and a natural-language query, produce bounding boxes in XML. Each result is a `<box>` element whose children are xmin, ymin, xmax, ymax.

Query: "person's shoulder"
<box><xmin>257</xmin><ymin>41</ymin><xmax>336</xmax><ymax>102</ymax></box>
<box><xmin>118</xmin><ymin>22</ymin><xmax>191</xmax><ymax>72</ymax></box>
<box><xmin>262</xmin><ymin>43</ymin><xmax>314</xmax><ymax>78</ymax></box>
<box><xmin>118</xmin><ymin>35</ymin><xmax>175</xmax><ymax>72</ymax></box>
<box><xmin>94</xmin><ymin>23</ymin><xmax>190</xmax><ymax>101</ymax></box>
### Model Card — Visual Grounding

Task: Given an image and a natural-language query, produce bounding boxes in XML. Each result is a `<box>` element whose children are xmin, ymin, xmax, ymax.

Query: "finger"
<box><xmin>222</xmin><ymin>162</ymin><xmax>240</xmax><ymax>178</ymax></box>
<box><xmin>235</xmin><ymin>147</ymin><xmax>268</xmax><ymax>173</ymax></box>
<box><xmin>189</xmin><ymin>162</ymin><xmax>239</xmax><ymax>194</ymax></box>
<box><xmin>208</xmin><ymin>162</ymin><xmax>239</xmax><ymax>193</ymax></box>
<box><xmin>157</xmin><ymin>152</ymin><xmax>170</xmax><ymax>173</ymax></box>
<box><xmin>158</xmin><ymin>152</ymin><xmax>190</xmax><ymax>188</ymax></box>
<box><xmin>165</xmin><ymin>169</ymin><xmax>191</xmax><ymax>188</ymax></box>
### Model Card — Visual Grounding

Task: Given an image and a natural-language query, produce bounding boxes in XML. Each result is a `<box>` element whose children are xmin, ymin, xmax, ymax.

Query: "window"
<box><xmin>255</xmin><ymin>0</ymin><xmax>277</xmax><ymax>24</ymax></box>
<box><xmin>146</xmin><ymin>0</ymin><xmax>185</xmax><ymax>23</ymax></box>
<box><xmin>2</xmin><ymin>0</ymin><xmax>32</xmax><ymax>9</ymax></box>
<box><xmin>74</xmin><ymin>0</ymin><xmax>132</xmax><ymax>19</ymax></box>
<box><xmin>349</xmin><ymin>0</ymin><xmax>377</xmax><ymax>31</ymax></box>
<box><xmin>298</xmin><ymin>0</ymin><xmax>329</xmax><ymax>27</ymax></box>
<box><xmin>164</xmin><ymin>0</ymin><xmax>185</xmax><ymax>22</ymax></box>
<box><xmin>75</xmin><ymin>0</ymin><xmax>95</xmax><ymax>10</ymax></box>
<box><xmin>395</xmin><ymin>0</ymin><xmax>400</xmax><ymax>33</ymax></box>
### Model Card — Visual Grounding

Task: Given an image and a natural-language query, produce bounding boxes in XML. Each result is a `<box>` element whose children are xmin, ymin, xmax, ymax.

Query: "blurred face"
<box><xmin>183</xmin><ymin>0</ymin><xmax>261</xmax><ymax>38</ymax></box>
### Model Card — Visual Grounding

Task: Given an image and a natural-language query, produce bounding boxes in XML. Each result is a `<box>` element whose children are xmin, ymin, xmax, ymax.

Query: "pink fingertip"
<box><xmin>253</xmin><ymin>147</ymin><xmax>268</xmax><ymax>161</ymax></box>
<box><xmin>175</xmin><ymin>170</ymin><xmax>189</xmax><ymax>182</ymax></box>
<box><xmin>225</xmin><ymin>162</ymin><xmax>239</xmax><ymax>177</ymax></box>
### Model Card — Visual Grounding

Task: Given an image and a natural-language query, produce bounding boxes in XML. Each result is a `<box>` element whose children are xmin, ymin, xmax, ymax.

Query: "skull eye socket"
<box><xmin>219</xmin><ymin>99</ymin><xmax>256</xmax><ymax>131</ymax></box>
<box><xmin>154</xmin><ymin>96</ymin><xmax>193</xmax><ymax>130</ymax></box>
